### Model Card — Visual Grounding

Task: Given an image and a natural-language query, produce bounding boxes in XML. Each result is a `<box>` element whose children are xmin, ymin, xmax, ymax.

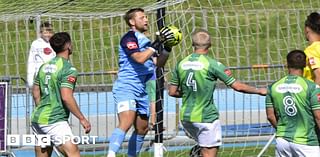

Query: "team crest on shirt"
<box><xmin>224</xmin><ymin>69</ymin><xmax>232</xmax><ymax>76</ymax></box>
<box><xmin>43</xmin><ymin>47</ymin><xmax>52</xmax><ymax>55</ymax></box>
<box><xmin>67</xmin><ymin>76</ymin><xmax>76</xmax><ymax>83</ymax></box>
<box><xmin>126</xmin><ymin>42</ymin><xmax>138</xmax><ymax>50</ymax></box>
<box><xmin>309</xmin><ymin>57</ymin><xmax>315</xmax><ymax>65</ymax></box>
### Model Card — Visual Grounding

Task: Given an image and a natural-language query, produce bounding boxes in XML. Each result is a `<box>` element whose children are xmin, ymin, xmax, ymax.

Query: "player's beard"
<box><xmin>136</xmin><ymin>24</ymin><xmax>148</xmax><ymax>33</ymax></box>
<box><xmin>68</xmin><ymin>48</ymin><xmax>72</xmax><ymax>55</ymax></box>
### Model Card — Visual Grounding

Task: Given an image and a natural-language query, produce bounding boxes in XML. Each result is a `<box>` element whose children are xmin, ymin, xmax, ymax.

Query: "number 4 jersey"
<box><xmin>170</xmin><ymin>53</ymin><xmax>236</xmax><ymax>123</ymax></box>
<box><xmin>266</xmin><ymin>74</ymin><xmax>320</xmax><ymax>146</ymax></box>
<box><xmin>31</xmin><ymin>56</ymin><xmax>78</xmax><ymax>125</ymax></box>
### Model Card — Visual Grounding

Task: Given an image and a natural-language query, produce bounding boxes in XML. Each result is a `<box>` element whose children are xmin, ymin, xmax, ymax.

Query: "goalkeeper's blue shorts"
<box><xmin>113</xmin><ymin>87</ymin><xmax>149</xmax><ymax>117</ymax></box>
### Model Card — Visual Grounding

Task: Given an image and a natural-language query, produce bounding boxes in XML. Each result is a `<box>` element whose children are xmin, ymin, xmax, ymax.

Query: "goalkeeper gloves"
<box><xmin>158</xmin><ymin>26</ymin><xmax>175</xmax><ymax>42</ymax></box>
<box><xmin>149</xmin><ymin>38</ymin><xmax>162</xmax><ymax>53</ymax></box>
<box><xmin>149</xmin><ymin>27</ymin><xmax>175</xmax><ymax>53</ymax></box>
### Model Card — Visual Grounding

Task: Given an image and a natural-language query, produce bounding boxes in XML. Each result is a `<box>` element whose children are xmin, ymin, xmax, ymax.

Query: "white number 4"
<box><xmin>186</xmin><ymin>72</ymin><xmax>197</xmax><ymax>91</ymax></box>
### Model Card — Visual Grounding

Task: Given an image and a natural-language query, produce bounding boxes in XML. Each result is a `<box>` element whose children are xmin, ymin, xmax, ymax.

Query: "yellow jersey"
<box><xmin>303</xmin><ymin>41</ymin><xmax>320</xmax><ymax>81</ymax></box>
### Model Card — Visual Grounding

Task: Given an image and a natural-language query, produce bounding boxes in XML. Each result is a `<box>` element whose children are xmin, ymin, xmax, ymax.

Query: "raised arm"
<box><xmin>130</xmin><ymin>48</ymin><xmax>155</xmax><ymax>64</ymax></box>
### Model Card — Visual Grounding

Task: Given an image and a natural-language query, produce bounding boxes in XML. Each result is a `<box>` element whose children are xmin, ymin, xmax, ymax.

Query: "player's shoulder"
<box><xmin>301</xmin><ymin>76</ymin><xmax>318</xmax><ymax>88</ymax></box>
<box><xmin>32</xmin><ymin>38</ymin><xmax>46</xmax><ymax>44</ymax></box>
<box><xmin>120</xmin><ymin>31</ymin><xmax>138</xmax><ymax>45</ymax></box>
<box><xmin>61</xmin><ymin>60</ymin><xmax>78</xmax><ymax>75</ymax></box>
<box><xmin>204</xmin><ymin>56</ymin><xmax>226</xmax><ymax>69</ymax></box>
<box><xmin>305</xmin><ymin>41</ymin><xmax>320</xmax><ymax>54</ymax></box>
<box><xmin>121</xmin><ymin>30</ymin><xmax>137</xmax><ymax>40</ymax></box>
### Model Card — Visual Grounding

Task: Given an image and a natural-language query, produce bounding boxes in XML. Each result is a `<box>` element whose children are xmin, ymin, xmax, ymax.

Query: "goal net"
<box><xmin>1</xmin><ymin>0</ymin><xmax>319</xmax><ymax>156</ymax></box>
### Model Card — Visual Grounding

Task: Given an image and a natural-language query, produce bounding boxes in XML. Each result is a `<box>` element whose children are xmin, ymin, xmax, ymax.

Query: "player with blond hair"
<box><xmin>169</xmin><ymin>29</ymin><xmax>266</xmax><ymax>157</ymax></box>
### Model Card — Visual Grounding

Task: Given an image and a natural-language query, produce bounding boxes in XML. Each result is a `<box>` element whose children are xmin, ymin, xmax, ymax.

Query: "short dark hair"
<box><xmin>287</xmin><ymin>50</ymin><xmax>306</xmax><ymax>70</ymax></box>
<box><xmin>40</xmin><ymin>21</ymin><xmax>53</xmax><ymax>32</ymax></box>
<box><xmin>49</xmin><ymin>32</ymin><xmax>71</xmax><ymax>54</ymax></box>
<box><xmin>124</xmin><ymin>8</ymin><xmax>144</xmax><ymax>27</ymax></box>
<box><xmin>305</xmin><ymin>12</ymin><xmax>320</xmax><ymax>34</ymax></box>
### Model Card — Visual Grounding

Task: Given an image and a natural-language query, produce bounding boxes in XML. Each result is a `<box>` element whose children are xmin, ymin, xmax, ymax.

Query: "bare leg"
<box><xmin>34</xmin><ymin>146</ymin><xmax>53</xmax><ymax>157</ymax></box>
<box><xmin>201</xmin><ymin>146</ymin><xmax>219</xmax><ymax>157</ymax></box>
<box><xmin>57</xmin><ymin>140</ymin><xmax>81</xmax><ymax>157</ymax></box>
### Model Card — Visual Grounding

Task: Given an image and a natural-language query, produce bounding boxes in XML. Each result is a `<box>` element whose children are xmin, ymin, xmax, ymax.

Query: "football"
<box><xmin>161</xmin><ymin>25</ymin><xmax>182</xmax><ymax>47</ymax></box>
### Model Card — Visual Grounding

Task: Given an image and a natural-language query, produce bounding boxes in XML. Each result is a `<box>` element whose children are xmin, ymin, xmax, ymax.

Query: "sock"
<box><xmin>127</xmin><ymin>131</ymin><xmax>145</xmax><ymax>157</ymax></box>
<box><xmin>108</xmin><ymin>128</ymin><xmax>126</xmax><ymax>155</ymax></box>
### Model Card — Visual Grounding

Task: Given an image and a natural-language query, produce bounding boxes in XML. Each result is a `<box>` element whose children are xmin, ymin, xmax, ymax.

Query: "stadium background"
<box><xmin>0</xmin><ymin>0</ymin><xmax>319</xmax><ymax>156</ymax></box>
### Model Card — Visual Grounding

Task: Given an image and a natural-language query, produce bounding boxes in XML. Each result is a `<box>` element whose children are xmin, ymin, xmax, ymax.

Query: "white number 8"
<box><xmin>283</xmin><ymin>95</ymin><xmax>297</xmax><ymax>116</ymax></box>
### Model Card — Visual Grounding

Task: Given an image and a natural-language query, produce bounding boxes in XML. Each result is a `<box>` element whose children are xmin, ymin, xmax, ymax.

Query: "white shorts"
<box><xmin>181</xmin><ymin>120</ymin><xmax>222</xmax><ymax>147</ymax></box>
<box><xmin>31</xmin><ymin>121</ymin><xmax>74</xmax><ymax>147</ymax></box>
<box><xmin>275</xmin><ymin>137</ymin><xmax>320</xmax><ymax>157</ymax></box>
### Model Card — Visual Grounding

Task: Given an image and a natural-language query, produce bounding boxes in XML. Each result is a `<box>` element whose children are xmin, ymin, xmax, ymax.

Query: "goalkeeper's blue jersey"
<box><xmin>113</xmin><ymin>30</ymin><xmax>154</xmax><ymax>94</ymax></box>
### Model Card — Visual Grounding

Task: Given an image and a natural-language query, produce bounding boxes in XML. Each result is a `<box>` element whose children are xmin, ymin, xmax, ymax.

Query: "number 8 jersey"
<box><xmin>266</xmin><ymin>75</ymin><xmax>320</xmax><ymax>146</ymax></box>
<box><xmin>170</xmin><ymin>53</ymin><xmax>236</xmax><ymax>123</ymax></box>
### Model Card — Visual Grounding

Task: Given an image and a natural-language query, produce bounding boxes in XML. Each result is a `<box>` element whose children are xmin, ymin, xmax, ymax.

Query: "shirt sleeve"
<box><xmin>33</xmin><ymin>70</ymin><xmax>40</xmax><ymax>86</ymax></box>
<box><xmin>265</xmin><ymin>85</ymin><xmax>274</xmax><ymax>108</ymax></box>
<box><xmin>310</xmin><ymin>87</ymin><xmax>320</xmax><ymax>110</ymax></box>
<box><xmin>120</xmin><ymin>32</ymin><xmax>140</xmax><ymax>56</ymax></box>
<box><xmin>210</xmin><ymin>61</ymin><xmax>236</xmax><ymax>86</ymax></box>
<box><xmin>169</xmin><ymin>63</ymin><xmax>180</xmax><ymax>86</ymax></box>
<box><xmin>61</xmin><ymin>66</ymin><xmax>78</xmax><ymax>90</ymax></box>
<box><xmin>306</xmin><ymin>47</ymin><xmax>320</xmax><ymax>70</ymax></box>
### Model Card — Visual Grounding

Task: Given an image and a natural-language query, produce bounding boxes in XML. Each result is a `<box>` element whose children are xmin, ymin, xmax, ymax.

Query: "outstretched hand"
<box><xmin>258</xmin><ymin>88</ymin><xmax>267</xmax><ymax>96</ymax></box>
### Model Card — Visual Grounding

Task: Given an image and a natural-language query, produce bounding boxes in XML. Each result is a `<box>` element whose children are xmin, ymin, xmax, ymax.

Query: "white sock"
<box><xmin>107</xmin><ymin>151</ymin><xmax>116</xmax><ymax>157</ymax></box>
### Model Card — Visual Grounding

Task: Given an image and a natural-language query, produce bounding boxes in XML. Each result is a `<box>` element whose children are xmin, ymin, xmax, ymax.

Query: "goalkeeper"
<box><xmin>266</xmin><ymin>50</ymin><xmax>320</xmax><ymax>157</ymax></box>
<box><xmin>108</xmin><ymin>8</ymin><xmax>174</xmax><ymax>157</ymax></box>
<box><xmin>168</xmin><ymin>29</ymin><xmax>266</xmax><ymax>157</ymax></box>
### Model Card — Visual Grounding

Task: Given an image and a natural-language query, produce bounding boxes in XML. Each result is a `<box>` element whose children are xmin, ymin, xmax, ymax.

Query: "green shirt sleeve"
<box><xmin>310</xmin><ymin>87</ymin><xmax>320</xmax><ymax>110</ymax></box>
<box><xmin>34</xmin><ymin>73</ymin><xmax>40</xmax><ymax>86</ymax></box>
<box><xmin>210</xmin><ymin>61</ymin><xmax>235</xmax><ymax>86</ymax></box>
<box><xmin>265</xmin><ymin>85</ymin><xmax>273</xmax><ymax>108</ymax></box>
<box><xmin>170</xmin><ymin>62</ymin><xmax>179</xmax><ymax>86</ymax></box>
<box><xmin>61</xmin><ymin>66</ymin><xmax>78</xmax><ymax>90</ymax></box>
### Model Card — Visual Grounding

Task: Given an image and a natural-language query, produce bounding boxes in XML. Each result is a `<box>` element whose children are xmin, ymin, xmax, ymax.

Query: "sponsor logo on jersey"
<box><xmin>42</xmin><ymin>64</ymin><xmax>57</xmax><ymax>73</ymax></box>
<box><xmin>67</xmin><ymin>76</ymin><xmax>76</xmax><ymax>83</ymax></box>
<box><xmin>224</xmin><ymin>69</ymin><xmax>232</xmax><ymax>76</ymax></box>
<box><xmin>181</xmin><ymin>61</ymin><xmax>204</xmax><ymax>70</ymax></box>
<box><xmin>126</xmin><ymin>42</ymin><xmax>138</xmax><ymax>50</ymax></box>
<box><xmin>309</xmin><ymin>57</ymin><xmax>315</xmax><ymax>65</ymax></box>
<box><xmin>275</xmin><ymin>83</ymin><xmax>303</xmax><ymax>93</ymax></box>
<box><xmin>43</xmin><ymin>47</ymin><xmax>52</xmax><ymax>55</ymax></box>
